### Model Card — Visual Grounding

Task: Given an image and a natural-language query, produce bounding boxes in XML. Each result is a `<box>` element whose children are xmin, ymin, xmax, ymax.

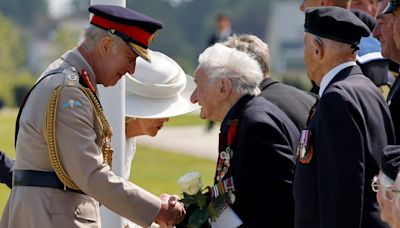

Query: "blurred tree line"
<box><xmin>0</xmin><ymin>0</ymin><xmax>309</xmax><ymax>108</ymax></box>
<box><xmin>0</xmin><ymin>0</ymin><xmax>45</xmax><ymax>107</ymax></box>
<box><xmin>71</xmin><ymin>0</ymin><xmax>273</xmax><ymax>73</ymax></box>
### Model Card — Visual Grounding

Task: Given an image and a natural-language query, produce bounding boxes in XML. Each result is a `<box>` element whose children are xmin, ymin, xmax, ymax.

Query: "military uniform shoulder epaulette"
<box><xmin>62</xmin><ymin>67</ymin><xmax>80</xmax><ymax>88</ymax></box>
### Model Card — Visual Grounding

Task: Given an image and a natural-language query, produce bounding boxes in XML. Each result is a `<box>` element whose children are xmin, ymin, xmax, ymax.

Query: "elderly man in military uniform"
<box><xmin>0</xmin><ymin>5</ymin><xmax>184</xmax><ymax>228</ymax></box>
<box><xmin>294</xmin><ymin>7</ymin><xmax>395</xmax><ymax>228</ymax></box>
<box><xmin>380</xmin><ymin>0</ymin><xmax>400</xmax><ymax>145</ymax></box>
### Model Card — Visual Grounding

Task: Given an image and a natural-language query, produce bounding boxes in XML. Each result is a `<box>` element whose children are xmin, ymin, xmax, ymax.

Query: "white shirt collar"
<box><xmin>318</xmin><ymin>61</ymin><xmax>357</xmax><ymax>98</ymax></box>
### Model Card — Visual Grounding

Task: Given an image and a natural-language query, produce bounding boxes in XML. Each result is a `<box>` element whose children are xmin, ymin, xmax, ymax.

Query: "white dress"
<box><xmin>122</xmin><ymin>137</ymin><xmax>159</xmax><ymax>228</ymax></box>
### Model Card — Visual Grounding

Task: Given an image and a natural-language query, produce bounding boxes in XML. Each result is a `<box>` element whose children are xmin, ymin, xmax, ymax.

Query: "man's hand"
<box><xmin>155</xmin><ymin>194</ymin><xmax>186</xmax><ymax>228</ymax></box>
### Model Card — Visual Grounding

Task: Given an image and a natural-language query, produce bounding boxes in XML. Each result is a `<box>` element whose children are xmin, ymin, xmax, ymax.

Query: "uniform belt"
<box><xmin>13</xmin><ymin>170</ymin><xmax>85</xmax><ymax>194</ymax></box>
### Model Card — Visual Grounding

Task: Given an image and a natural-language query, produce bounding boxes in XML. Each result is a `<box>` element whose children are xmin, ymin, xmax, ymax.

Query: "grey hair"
<box><xmin>198</xmin><ymin>43</ymin><xmax>263</xmax><ymax>96</ymax></box>
<box><xmin>223</xmin><ymin>34</ymin><xmax>271</xmax><ymax>78</ymax></box>
<box><xmin>80</xmin><ymin>25</ymin><xmax>125</xmax><ymax>53</ymax></box>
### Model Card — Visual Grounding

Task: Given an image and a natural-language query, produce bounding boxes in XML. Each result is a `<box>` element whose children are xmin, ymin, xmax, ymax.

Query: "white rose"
<box><xmin>177</xmin><ymin>172</ymin><xmax>203</xmax><ymax>195</ymax></box>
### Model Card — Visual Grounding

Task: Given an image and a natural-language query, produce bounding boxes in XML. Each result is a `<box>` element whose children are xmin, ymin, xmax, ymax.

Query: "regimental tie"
<box><xmin>216</xmin><ymin>119</ymin><xmax>238</xmax><ymax>182</ymax></box>
<box><xmin>297</xmin><ymin>98</ymin><xmax>319</xmax><ymax>164</ymax></box>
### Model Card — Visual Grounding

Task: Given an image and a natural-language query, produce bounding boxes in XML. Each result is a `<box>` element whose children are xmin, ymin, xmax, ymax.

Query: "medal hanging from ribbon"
<box><xmin>297</xmin><ymin>99</ymin><xmax>318</xmax><ymax>164</ymax></box>
<box><xmin>216</xmin><ymin>119</ymin><xmax>238</xmax><ymax>182</ymax></box>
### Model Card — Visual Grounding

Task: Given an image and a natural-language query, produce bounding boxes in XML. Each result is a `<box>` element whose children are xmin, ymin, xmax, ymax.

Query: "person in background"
<box><xmin>377</xmin><ymin>0</ymin><xmax>400</xmax><ymax>144</ymax></box>
<box><xmin>205</xmin><ymin>13</ymin><xmax>233</xmax><ymax>132</ymax></box>
<box><xmin>373</xmin><ymin>0</ymin><xmax>400</xmax><ymax>68</ymax></box>
<box><xmin>207</xmin><ymin>13</ymin><xmax>233</xmax><ymax>47</ymax></box>
<box><xmin>223</xmin><ymin>34</ymin><xmax>317</xmax><ymax>131</ymax></box>
<box><xmin>122</xmin><ymin>50</ymin><xmax>199</xmax><ymax>227</ymax></box>
<box><xmin>189</xmin><ymin>43</ymin><xmax>299</xmax><ymax>227</ymax></box>
<box><xmin>300</xmin><ymin>0</ymin><xmax>351</xmax><ymax>12</ymax></box>
<box><xmin>373</xmin><ymin>145</ymin><xmax>400</xmax><ymax>227</ymax></box>
<box><xmin>392</xmin><ymin>172</ymin><xmax>400</xmax><ymax>228</ymax></box>
<box><xmin>374</xmin><ymin>1</ymin><xmax>400</xmax><ymax>227</ymax></box>
<box><xmin>0</xmin><ymin>151</ymin><xmax>12</xmax><ymax>188</ymax></box>
<box><xmin>300</xmin><ymin>0</ymin><xmax>394</xmax><ymax>98</ymax></box>
<box><xmin>0</xmin><ymin>5</ymin><xmax>185</xmax><ymax>228</ymax></box>
<box><xmin>351</xmin><ymin>0</ymin><xmax>378</xmax><ymax>16</ymax></box>
<box><xmin>352</xmin><ymin>9</ymin><xmax>394</xmax><ymax>98</ymax></box>
<box><xmin>294</xmin><ymin>7</ymin><xmax>394</xmax><ymax>228</ymax></box>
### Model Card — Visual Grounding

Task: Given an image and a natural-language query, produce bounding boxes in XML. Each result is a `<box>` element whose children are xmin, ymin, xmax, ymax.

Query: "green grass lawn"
<box><xmin>0</xmin><ymin>109</ymin><xmax>16</xmax><ymax>214</ymax></box>
<box><xmin>0</xmin><ymin>110</ymin><xmax>216</xmax><ymax>214</ymax></box>
<box><xmin>131</xmin><ymin>145</ymin><xmax>215</xmax><ymax>195</ymax></box>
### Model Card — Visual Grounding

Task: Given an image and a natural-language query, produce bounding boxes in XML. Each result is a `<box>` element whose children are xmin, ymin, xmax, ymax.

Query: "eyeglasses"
<box><xmin>372</xmin><ymin>176</ymin><xmax>400</xmax><ymax>201</ymax></box>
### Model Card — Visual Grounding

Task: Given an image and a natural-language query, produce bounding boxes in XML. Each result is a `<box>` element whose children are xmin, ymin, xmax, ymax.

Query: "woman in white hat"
<box><xmin>123</xmin><ymin>50</ymin><xmax>199</xmax><ymax>178</ymax></box>
<box><xmin>122</xmin><ymin>51</ymin><xmax>199</xmax><ymax>227</ymax></box>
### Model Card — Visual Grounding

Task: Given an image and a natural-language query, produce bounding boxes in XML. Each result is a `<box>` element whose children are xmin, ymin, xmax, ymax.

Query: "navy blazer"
<box><xmin>218</xmin><ymin>95</ymin><xmax>299</xmax><ymax>228</ymax></box>
<box><xmin>259</xmin><ymin>78</ymin><xmax>317</xmax><ymax>131</ymax></box>
<box><xmin>0</xmin><ymin>151</ymin><xmax>13</xmax><ymax>188</ymax></box>
<box><xmin>294</xmin><ymin>65</ymin><xmax>395</xmax><ymax>228</ymax></box>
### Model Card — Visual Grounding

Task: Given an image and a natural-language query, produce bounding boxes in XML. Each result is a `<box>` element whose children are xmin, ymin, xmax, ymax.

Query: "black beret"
<box><xmin>304</xmin><ymin>6</ymin><xmax>370</xmax><ymax>46</ymax></box>
<box><xmin>382</xmin><ymin>145</ymin><xmax>400</xmax><ymax>181</ymax></box>
<box><xmin>89</xmin><ymin>5</ymin><xmax>163</xmax><ymax>62</ymax></box>
<box><xmin>383</xmin><ymin>0</ymin><xmax>400</xmax><ymax>14</ymax></box>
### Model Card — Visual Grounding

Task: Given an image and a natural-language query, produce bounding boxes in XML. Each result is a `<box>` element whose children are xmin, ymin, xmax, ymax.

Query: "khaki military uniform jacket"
<box><xmin>0</xmin><ymin>48</ymin><xmax>161</xmax><ymax>228</ymax></box>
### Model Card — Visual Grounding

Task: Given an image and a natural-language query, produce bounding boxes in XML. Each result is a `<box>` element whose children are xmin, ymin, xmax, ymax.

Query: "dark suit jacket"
<box><xmin>388</xmin><ymin>76</ymin><xmax>400</xmax><ymax>144</ymax></box>
<box><xmin>259</xmin><ymin>78</ymin><xmax>317</xmax><ymax>131</ymax></box>
<box><xmin>0</xmin><ymin>151</ymin><xmax>13</xmax><ymax>188</ymax></box>
<box><xmin>294</xmin><ymin>65</ymin><xmax>395</xmax><ymax>228</ymax></box>
<box><xmin>218</xmin><ymin>95</ymin><xmax>299</xmax><ymax>228</ymax></box>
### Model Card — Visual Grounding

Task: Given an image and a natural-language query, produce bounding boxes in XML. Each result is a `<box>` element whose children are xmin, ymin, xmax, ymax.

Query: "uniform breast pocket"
<box><xmin>50</xmin><ymin>190</ymin><xmax>100</xmax><ymax>228</ymax></box>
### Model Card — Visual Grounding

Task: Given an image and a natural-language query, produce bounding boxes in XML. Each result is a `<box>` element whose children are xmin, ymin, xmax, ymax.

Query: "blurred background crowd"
<box><xmin>0</xmin><ymin>0</ymin><xmax>310</xmax><ymax>110</ymax></box>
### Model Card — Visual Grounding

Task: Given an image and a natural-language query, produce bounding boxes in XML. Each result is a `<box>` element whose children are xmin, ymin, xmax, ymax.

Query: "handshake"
<box><xmin>154</xmin><ymin>194</ymin><xmax>186</xmax><ymax>228</ymax></box>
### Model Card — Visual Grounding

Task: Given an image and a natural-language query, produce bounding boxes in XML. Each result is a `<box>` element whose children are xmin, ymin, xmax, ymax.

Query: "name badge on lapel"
<box><xmin>297</xmin><ymin>129</ymin><xmax>313</xmax><ymax>164</ymax></box>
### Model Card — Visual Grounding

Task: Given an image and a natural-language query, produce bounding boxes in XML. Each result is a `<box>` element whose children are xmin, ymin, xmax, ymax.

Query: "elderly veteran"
<box><xmin>373</xmin><ymin>146</ymin><xmax>400</xmax><ymax>227</ymax></box>
<box><xmin>380</xmin><ymin>0</ymin><xmax>400</xmax><ymax>147</ymax></box>
<box><xmin>374</xmin><ymin>0</ymin><xmax>400</xmax><ymax>145</ymax></box>
<box><xmin>300</xmin><ymin>0</ymin><xmax>394</xmax><ymax>98</ymax></box>
<box><xmin>384</xmin><ymin>0</ymin><xmax>400</xmax><ymax>50</ymax></box>
<box><xmin>187</xmin><ymin>43</ymin><xmax>299</xmax><ymax>227</ymax></box>
<box><xmin>223</xmin><ymin>34</ymin><xmax>317</xmax><ymax>131</ymax></box>
<box><xmin>294</xmin><ymin>7</ymin><xmax>395</xmax><ymax>228</ymax></box>
<box><xmin>0</xmin><ymin>5</ymin><xmax>185</xmax><ymax>228</ymax></box>
<box><xmin>392</xmin><ymin>172</ymin><xmax>400</xmax><ymax>228</ymax></box>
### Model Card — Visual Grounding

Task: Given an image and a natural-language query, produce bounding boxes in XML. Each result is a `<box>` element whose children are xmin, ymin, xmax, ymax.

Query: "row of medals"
<box><xmin>215</xmin><ymin>146</ymin><xmax>235</xmax><ymax>204</ymax></box>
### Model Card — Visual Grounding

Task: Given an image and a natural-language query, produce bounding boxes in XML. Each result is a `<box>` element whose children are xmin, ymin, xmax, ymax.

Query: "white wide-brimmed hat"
<box><xmin>125</xmin><ymin>50</ymin><xmax>199</xmax><ymax>118</ymax></box>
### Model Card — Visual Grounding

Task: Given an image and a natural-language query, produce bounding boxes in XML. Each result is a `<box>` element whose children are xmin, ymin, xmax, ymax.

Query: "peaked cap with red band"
<box><xmin>89</xmin><ymin>4</ymin><xmax>163</xmax><ymax>62</ymax></box>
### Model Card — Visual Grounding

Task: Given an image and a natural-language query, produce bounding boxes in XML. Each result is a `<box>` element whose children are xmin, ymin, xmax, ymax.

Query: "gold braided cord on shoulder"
<box><xmin>45</xmin><ymin>85</ymin><xmax>79</xmax><ymax>190</ymax></box>
<box><xmin>45</xmin><ymin>85</ymin><xmax>113</xmax><ymax>191</ymax></box>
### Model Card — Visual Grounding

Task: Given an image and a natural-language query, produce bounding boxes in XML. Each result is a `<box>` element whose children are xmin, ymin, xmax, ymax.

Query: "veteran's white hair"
<box><xmin>198</xmin><ymin>43</ymin><xmax>263</xmax><ymax>96</ymax></box>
